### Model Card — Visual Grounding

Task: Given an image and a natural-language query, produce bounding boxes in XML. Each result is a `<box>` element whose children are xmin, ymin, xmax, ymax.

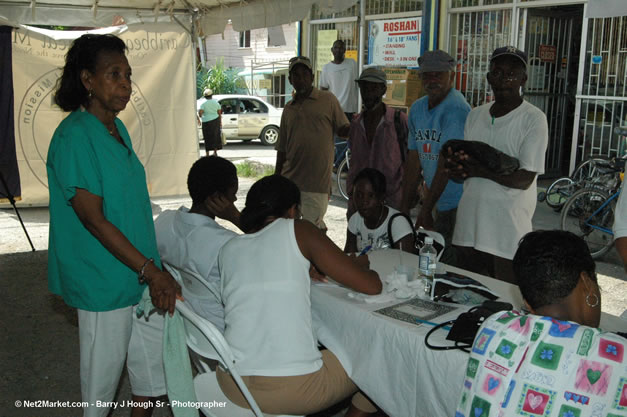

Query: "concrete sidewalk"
<box><xmin>0</xmin><ymin>168</ymin><xmax>625</xmax><ymax>417</ymax></box>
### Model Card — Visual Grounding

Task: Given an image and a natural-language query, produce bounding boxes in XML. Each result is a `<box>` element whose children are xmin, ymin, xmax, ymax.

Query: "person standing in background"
<box><xmin>275</xmin><ymin>56</ymin><xmax>350</xmax><ymax>231</ymax></box>
<box><xmin>199</xmin><ymin>88</ymin><xmax>222</xmax><ymax>156</ymax></box>
<box><xmin>320</xmin><ymin>39</ymin><xmax>359</xmax><ymax>165</ymax></box>
<box><xmin>612</xmin><ymin>180</ymin><xmax>627</xmax><ymax>272</ymax></box>
<box><xmin>347</xmin><ymin>68</ymin><xmax>407</xmax><ymax>218</ymax></box>
<box><xmin>449</xmin><ymin>46</ymin><xmax>548</xmax><ymax>283</ymax></box>
<box><xmin>400</xmin><ymin>50</ymin><xmax>471</xmax><ymax>265</ymax></box>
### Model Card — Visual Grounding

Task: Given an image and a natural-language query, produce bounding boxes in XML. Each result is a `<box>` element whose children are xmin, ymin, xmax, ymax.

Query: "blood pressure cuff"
<box><xmin>443</xmin><ymin>139</ymin><xmax>520</xmax><ymax>179</ymax></box>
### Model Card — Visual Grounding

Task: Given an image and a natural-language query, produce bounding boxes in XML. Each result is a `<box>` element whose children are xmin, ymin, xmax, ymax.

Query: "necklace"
<box><xmin>372</xmin><ymin>204</ymin><xmax>386</xmax><ymax>228</ymax></box>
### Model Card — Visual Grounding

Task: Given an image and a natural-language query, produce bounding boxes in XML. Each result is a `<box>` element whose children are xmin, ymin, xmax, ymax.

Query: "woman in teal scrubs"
<box><xmin>47</xmin><ymin>34</ymin><xmax>180</xmax><ymax>417</ymax></box>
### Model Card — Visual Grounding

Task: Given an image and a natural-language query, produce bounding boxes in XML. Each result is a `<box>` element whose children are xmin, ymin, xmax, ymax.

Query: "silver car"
<box><xmin>197</xmin><ymin>94</ymin><xmax>283</xmax><ymax>146</ymax></box>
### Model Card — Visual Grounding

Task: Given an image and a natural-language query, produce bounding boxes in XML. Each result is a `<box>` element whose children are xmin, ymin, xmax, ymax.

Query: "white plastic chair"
<box><xmin>163</xmin><ymin>262</ymin><xmax>218</xmax><ymax>300</ymax></box>
<box><xmin>164</xmin><ymin>263</ymin><xmax>219</xmax><ymax>364</ymax></box>
<box><xmin>175</xmin><ymin>300</ymin><xmax>302</xmax><ymax>417</ymax></box>
<box><xmin>416</xmin><ymin>227</ymin><xmax>446</xmax><ymax>262</ymax></box>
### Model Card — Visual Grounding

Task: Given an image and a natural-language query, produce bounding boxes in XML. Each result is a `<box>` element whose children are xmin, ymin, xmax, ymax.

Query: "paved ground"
<box><xmin>1</xmin><ymin>140</ymin><xmax>625</xmax><ymax>417</ymax></box>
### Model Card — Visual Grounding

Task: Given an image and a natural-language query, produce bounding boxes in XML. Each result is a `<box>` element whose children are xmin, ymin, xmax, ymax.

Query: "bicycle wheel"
<box><xmin>545</xmin><ymin>177</ymin><xmax>576</xmax><ymax>210</ymax></box>
<box><xmin>560</xmin><ymin>188</ymin><xmax>615</xmax><ymax>259</ymax></box>
<box><xmin>571</xmin><ymin>156</ymin><xmax>610</xmax><ymax>183</ymax></box>
<box><xmin>336</xmin><ymin>156</ymin><xmax>350</xmax><ymax>200</ymax></box>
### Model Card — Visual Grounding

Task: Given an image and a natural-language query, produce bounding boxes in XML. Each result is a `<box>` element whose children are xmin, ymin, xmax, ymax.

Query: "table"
<box><xmin>310</xmin><ymin>249</ymin><xmax>626</xmax><ymax>417</ymax></box>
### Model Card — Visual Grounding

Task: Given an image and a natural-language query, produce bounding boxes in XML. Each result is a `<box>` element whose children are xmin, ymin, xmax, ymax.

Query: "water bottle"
<box><xmin>419</xmin><ymin>237</ymin><xmax>437</xmax><ymax>298</ymax></box>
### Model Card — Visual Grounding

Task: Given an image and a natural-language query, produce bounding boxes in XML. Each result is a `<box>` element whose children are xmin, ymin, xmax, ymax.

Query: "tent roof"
<box><xmin>0</xmin><ymin>0</ymin><xmax>358</xmax><ymax>34</ymax></box>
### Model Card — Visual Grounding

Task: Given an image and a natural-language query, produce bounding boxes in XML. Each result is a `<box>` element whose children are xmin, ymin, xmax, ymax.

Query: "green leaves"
<box><xmin>197</xmin><ymin>58</ymin><xmax>246</xmax><ymax>98</ymax></box>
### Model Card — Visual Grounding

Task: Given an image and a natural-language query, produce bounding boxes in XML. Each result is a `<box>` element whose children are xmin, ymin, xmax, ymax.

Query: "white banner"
<box><xmin>368</xmin><ymin>17</ymin><xmax>421</xmax><ymax>67</ymax></box>
<box><xmin>11</xmin><ymin>23</ymin><xmax>198</xmax><ymax>206</ymax></box>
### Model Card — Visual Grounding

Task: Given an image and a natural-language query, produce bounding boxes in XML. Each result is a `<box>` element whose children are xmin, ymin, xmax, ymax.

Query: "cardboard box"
<box><xmin>382</xmin><ymin>68</ymin><xmax>425</xmax><ymax>107</ymax></box>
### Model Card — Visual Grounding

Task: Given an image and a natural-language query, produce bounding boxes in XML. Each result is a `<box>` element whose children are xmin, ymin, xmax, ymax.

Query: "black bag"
<box><xmin>443</xmin><ymin>139</ymin><xmax>520</xmax><ymax>182</ymax></box>
<box><xmin>446</xmin><ymin>300</ymin><xmax>513</xmax><ymax>345</ymax></box>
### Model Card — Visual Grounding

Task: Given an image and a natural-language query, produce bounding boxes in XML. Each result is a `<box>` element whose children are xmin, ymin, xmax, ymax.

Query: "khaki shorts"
<box><xmin>215</xmin><ymin>350</ymin><xmax>376</xmax><ymax>415</ymax></box>
<box><xmin>300</xmin><ymin>191</ymin><xmax>329</xmax><ymax>230</ymax></box>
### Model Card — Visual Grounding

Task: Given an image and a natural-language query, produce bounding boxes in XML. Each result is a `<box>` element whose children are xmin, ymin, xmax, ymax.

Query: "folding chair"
<box><xmin>416</xmin><ymin>227</ymin><xmax>446</xmax><ymax>262</ymax></box>
<box><xmin>175</xmin><ymin>300</ymin><xmax>302</xmax><ymax>417</ymax></box>
<box><xmin>387</xmin><ymin>212</ymin><xmax>446</xmax><ymax>261</ymax></box>
<box><xmin>164</xmin><ymin>263</ymin><xmax>219</xmax><ymax>364</ymax></box>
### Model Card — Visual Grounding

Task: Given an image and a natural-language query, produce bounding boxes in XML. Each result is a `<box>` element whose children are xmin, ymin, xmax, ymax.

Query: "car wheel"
<box><xmin>260</xmin><ymin>126</ymin><xmax>279</xmax><ymax>146</ymax></box>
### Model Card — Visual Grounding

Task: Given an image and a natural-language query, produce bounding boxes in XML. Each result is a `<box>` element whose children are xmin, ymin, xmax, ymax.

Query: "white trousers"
<box><xmin>78</xmin><ymin>306</ymin><xmax>166</xmax><ymax>417</ymax></box>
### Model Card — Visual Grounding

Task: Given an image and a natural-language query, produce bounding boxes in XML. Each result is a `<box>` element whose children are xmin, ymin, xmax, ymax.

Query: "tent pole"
<box><xmin>0</xmin><ymin>171</ymin><xmax>35</xmax><ymax>252</ymax></box>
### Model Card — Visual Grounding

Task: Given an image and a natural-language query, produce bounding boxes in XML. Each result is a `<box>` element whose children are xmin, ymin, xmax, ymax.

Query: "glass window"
<box><xmin>240</xmin><ymin>99</ymin><xmax>268</xmax><ymax>113</ymax></box>
<box><xmin>239</xmin><ymin>30</ymin><xmax>251</xmax><ymax>48</ymax></box>
<box><xmin>219</xmin><ymin>99</ymin><xmax>239</xmax><ymax>114</ymax></box>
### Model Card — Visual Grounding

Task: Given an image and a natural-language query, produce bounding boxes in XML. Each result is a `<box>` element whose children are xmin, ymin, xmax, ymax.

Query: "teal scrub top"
<box><xmin>46</xmin><ymin>110</ymin><xmax>161</xmax><ymax>312</ymax></box>
<box><xmin>200</xmin><ymin>99</ymin><xmax>221</xmax><ymax>122</ymax></box>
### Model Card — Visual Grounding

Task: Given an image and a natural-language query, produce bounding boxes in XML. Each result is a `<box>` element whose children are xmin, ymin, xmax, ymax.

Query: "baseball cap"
<box><xmin>355</xmin><ymin>68</ymin><xmax>386</xmax><ymax>84</ymax></box>
<box><xmin>417</xmin><ymin>50</ymin><xmax>456</xmax><ymax>73</ymax></box>
<box><xmin>203</xmin><ymin>88</ymin><xmax>213</xmax><ymax>96</ymax></box>
<box><xmin>289</xmin><ymin>56</ymin><xmax>312</xmax><ymax>72</ymax></box>
<box><xmin>490</xmin><ymin>46</ymin><xmax>528</xmax><ymax>66</ymax></box>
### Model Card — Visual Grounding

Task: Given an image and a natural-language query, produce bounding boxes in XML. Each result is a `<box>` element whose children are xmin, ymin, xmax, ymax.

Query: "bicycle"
<box><xmin>540</xmin><ymin>156</ymin><xmax>614</xmax><ymax>211</ymax></box>
<box><xmin>560</xmin><ymin>158</ymin><xmax>624</xmax><ymax>259</ymax></box>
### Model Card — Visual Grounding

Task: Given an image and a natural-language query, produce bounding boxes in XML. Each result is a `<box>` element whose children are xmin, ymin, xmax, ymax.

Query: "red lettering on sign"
<box><xmin>539</xmin><ymin>45</ymin><xmax>556</xmax><ymax>63</ymax></box>
<box><xmin>385</xmin><ymin>20</ymin><xmax>417</xmax><ymax>33</ymax></box>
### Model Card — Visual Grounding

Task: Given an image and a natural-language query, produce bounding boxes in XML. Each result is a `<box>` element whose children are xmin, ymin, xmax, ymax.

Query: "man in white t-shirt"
<box><xmin>320</xmin><ymin>39</ymin><xmax>359</xmax><ymax>165</ymax></box>
<box><xmin>448</xmin><ymin>46</ymin><xmax>548</xmax><ymax>284</ymax></box>
<box><xmin>320</xmin><ymin>39</ymin><xmax>359</xmax><ymax>117</ymax></box>
<box><xmin>613</xmin><ymin>180</ymin><xmax>627</xmax><ymax>272</ymax></box>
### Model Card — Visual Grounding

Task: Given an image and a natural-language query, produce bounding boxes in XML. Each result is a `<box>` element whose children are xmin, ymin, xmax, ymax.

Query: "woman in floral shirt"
<box><xmin>456</xmin><ymin>230</ymin><xmax>626</xmax><ymax>417</ymax></box>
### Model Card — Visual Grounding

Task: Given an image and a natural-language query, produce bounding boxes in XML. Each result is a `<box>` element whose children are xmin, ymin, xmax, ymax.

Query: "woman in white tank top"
<box><xmin>216</xmin><ymin>175</ymin><xmax>382</xmax><ymax>416</ymax></box>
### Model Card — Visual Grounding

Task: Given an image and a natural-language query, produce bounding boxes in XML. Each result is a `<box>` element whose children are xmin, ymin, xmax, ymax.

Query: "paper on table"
<box><xmin>375</xmin><ymin>298</ymin><xmax>458</xmax><ymax>326</ymax></box>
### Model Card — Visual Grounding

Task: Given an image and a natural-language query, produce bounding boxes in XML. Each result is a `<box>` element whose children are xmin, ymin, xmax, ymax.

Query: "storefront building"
<box><xmin>307</xmin><ymin>0</ymin><xmax>626</xmax><ymax>176</ymax></box>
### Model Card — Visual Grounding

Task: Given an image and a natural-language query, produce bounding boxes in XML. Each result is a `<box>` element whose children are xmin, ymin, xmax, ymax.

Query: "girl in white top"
<box><xmin>217</xmin><ymin>175</ymin><xmax>382</xmax><ymax>417</ymax></box>
<box><xmin>345</xmin><ymin>168</ymin><xmax>415</xmax><ymax>254</ymax></box>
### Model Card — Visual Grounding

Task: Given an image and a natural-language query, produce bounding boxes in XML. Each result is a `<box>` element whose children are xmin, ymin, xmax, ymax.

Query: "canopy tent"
<box><xmin>0</xmin><ymin>0</ymin><xmax>359</xmax><ymax>206</ymax></box>
<box><xmin>0</xmin><ymin>0</ymin><xmax>359</xmax><ymax>35</ymax></box>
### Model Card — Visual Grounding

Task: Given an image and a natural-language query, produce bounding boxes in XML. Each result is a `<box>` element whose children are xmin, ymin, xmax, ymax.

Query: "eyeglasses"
<box><xmin>488</xmin><ymin>68</ymin><xmax>522</xmax><ymax>81</ymax></box>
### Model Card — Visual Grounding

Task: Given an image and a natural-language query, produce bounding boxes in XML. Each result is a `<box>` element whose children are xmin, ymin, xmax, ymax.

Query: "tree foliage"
<box><xmin>196</xmin><ymin>58</ymin><xmax>246</xmax><ymax>98</ymax></box>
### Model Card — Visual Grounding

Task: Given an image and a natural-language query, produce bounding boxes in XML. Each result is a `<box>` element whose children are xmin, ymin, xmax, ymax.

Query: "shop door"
<box><xmin>520</xmin><ymin>7</ymin><xmax>582</xmax><ymax>176</ymax></box>
<box><xmin>449</xmin><ymin>9</ymin><xmax>513</xmax><ymax>108</ymax></box>
<box><xmin>575</xmin><ymin>15</ymin><xmax>627</xmax><ymax>167</ymax></box>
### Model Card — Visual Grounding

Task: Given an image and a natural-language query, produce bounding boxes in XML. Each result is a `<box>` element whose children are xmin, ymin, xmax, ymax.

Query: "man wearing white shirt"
<box><xmin>320</xmin><ymin>39</ymin><xmax>359</xmax><ymax>165</ymax></box>
<box><xmin>320</xmin><ymin>39</ymin><xmax>359</xmax><ymax>118</ymax></box>
<box><xmin>613</xmin><ymin>180</ymin><xmax>627</xmax><ymax>272</ymax></box>
<box><xmin>448</xmin><ymin>46</ymin><xmax>548</xmax><ymax>284</ymax></box>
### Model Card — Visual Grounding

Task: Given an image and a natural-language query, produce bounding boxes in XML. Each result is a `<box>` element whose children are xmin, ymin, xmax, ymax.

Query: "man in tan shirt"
<box><xmin>275</xmin><ymin>56</ymin><xmax>350</xmax><ymax>230</ymax></box>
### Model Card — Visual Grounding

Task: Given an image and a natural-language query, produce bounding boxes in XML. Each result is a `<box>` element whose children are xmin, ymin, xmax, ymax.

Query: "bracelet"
<box><xmin>138</xmin><ymin>258</ymin><xmax>154</xmax><ymax>284</ymax></box>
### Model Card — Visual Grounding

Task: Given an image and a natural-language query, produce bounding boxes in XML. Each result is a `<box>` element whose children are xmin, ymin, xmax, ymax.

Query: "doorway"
<box><xmin>519</xmin><ymin>5</ymin><xmax>583</xmax><ymax>176</ymax></box>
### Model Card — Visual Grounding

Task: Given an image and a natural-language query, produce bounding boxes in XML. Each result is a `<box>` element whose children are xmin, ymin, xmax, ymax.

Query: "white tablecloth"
<box><xmin>310</xmin><ymin>249</ymin><xmax>625</xmax><ymax>417</ymax></box>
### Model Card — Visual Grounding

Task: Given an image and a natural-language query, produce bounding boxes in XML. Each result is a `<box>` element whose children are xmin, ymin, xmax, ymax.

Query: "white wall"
<box><xmin>201</xmin><ymin>22</ymin><xmax>298</xmax><ymax>69</ymax></box>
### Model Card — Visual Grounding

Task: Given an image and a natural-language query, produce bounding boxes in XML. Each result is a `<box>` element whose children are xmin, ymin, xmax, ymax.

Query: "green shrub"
<box><xmin>236</xmin><ymin>161</ymin><xmax>274</xmax><ymax>179</ymax></box>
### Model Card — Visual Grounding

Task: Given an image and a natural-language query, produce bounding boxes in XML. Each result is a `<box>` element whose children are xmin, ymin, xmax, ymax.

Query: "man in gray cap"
<box><xmin>275</xmin><ymin>56</ymin><xmax>349</xmax><ymax>230</ymax></box>
<box><xmin>400</xmin><ymin>50</ymin><xmax>471</xmax><ymax>265</ymax></box>
<box><xmin>449</xmin><ymin>46</ymin><xmax>548</xmax><ymax>283</ymax></box>
<box><xmin>345</xmin><ymin>67</ymin><xmax>408</xmax><ymax>218</ymax></box>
